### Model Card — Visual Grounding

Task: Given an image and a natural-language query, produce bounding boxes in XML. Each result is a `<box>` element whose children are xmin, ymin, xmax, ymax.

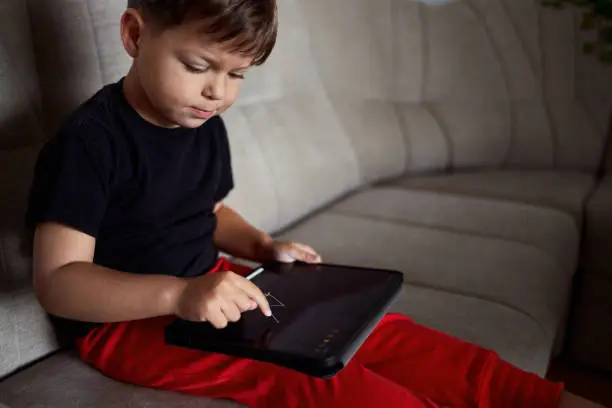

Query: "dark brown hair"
<box><xmin>127</xmin><ymin>0</ymin><xmax>278</xmax><ymax>66</ymax></box>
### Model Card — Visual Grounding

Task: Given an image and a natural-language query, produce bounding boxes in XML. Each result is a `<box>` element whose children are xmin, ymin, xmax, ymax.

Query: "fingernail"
<box><xmin>265</xmin><ymin>310</ymin><xmax>272</xmax><ymax>317</ymax></box>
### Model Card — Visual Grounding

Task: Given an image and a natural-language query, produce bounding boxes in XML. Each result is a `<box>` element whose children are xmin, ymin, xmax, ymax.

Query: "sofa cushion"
<box><xmin>391</xmin><ymin>286</ymin><xmax>552</xmax><ymax>376</ymax></box>
<box><xmin>331</xmin><ymin>186</ymin><xmax>579</xmax><ymax>267</ymax></box>
<box><xmin>0</xmin><ymin>285</ymin><xmax>551</xmax><ymax>408</ymax></box>
<box><xmin>301</xmin><ymin>0</ymin><xmax>608</xmax><ymax>176</ymax></box>
<box><xmin>0</xmin><ymin>0</ymin><xmax>55</xmax><ymax>381</ymax></box>
<box><xmin>0</xmin><ymin>145</ymin><xmax>60</xmax><ymax>380</ymax></box>
<box><xmin>387</xmin><ymin>170</ymin><xmax>594</xmax><ymax>220</ymax></box>
<box><xmin>276</xmin><ymin>181</ymin><xmax>581</xmax><ymax>367</ymax></box>
<box><xmin>0</xmin><ymin>351</ymin><xmax>243</xmax><ymax>408</ymax></box>
<box><xmin>0</xmin><ymin>0</ymin><xmax>44</xmax><ymax>149</ymax></box>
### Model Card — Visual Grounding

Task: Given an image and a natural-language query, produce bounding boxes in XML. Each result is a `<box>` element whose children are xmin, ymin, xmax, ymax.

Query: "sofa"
<box><xmin>1</xmin><ymin>0</ymin><xmax>612</xmax><ymax>406</ymax></box>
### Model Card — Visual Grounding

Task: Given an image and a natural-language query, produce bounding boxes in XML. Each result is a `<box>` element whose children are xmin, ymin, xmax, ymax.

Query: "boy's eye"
<box><xmin>184</xmin><ymin>63</ymin><xmax>209</xmax><ymax>74</ymax></box>
<box><xmin>229</xmin><ymin>72</ymin><xmax>246</xmax><ymax>80</ymax></box>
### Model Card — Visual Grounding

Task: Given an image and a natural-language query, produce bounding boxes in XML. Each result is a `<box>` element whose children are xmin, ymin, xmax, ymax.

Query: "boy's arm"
<box><xmin>33</xmin><ymin>222</ymin><xmax>187</xmax><ymax>322</ymax></box>
<box><xmin>213</xmin><ymin>203</ymin><xmax>321</xmax><ymax>263</ymax></box>
<box><xmin>213</xmin><ymin>203</ymin><xmax>273</xmax><ymax>262</ymax></box>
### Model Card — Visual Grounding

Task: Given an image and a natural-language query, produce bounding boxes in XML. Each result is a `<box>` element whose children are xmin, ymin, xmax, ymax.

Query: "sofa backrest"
<box><xmin>26</xmin><ymin>0</ymin><xmax>612</xmax><ymax>229</ymax></box>
<box><xmin>29</xmin><ymin>0</ymin><xmax>361</xmax><ymax>234</ymax></box>
<box><xmin>0</xmin><ymin>0</ymin><xmax>58</xmax><ymax>379</ymax></box>
<box><xmin>300</xmin><ymin>0</ymin><xmax>612</xmax><ymax>175</ymax></box>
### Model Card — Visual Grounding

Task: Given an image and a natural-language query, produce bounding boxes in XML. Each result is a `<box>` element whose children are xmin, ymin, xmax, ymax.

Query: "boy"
<box><xmin>25</xmin><ymin>0</ymin><xmax>604</xmax><ymax>407</ymax></box>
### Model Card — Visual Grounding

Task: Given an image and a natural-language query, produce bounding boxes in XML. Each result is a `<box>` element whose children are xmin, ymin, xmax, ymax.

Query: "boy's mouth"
<box><xmin>191</xmin><ymin>107</ymin><xmax>216</xmax><ymax>120</ymax></box>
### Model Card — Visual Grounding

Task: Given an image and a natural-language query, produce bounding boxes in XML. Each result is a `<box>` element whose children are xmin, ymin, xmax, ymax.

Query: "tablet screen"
<box><xmin>174</xmin><ymin>262</ymin><xmax>402</xmax><ymax>361</ymax></box>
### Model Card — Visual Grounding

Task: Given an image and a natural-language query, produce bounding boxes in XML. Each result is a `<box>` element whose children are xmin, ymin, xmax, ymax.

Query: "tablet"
<box><xmin>164</xmin><ymin>261</ymin><xmax>403</xmax><ymax>378</ymax></box>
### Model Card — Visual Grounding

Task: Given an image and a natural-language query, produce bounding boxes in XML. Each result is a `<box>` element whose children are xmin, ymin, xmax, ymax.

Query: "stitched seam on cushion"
<box><xmin>323</xmin><ymin>211</ymin><xmax>558</xmax><ymax>340</ymax></box>
<box><xmin>329</xmin><ymin>208</ymin><xmax>566</xmax><ymax>273</ymax></box>
<box><xmin>240</xmin><ymin>107</ymin><xmax>283</xmax><ymax>229</ymax></box>
<box><xmin>499</xmin><ymin>0</ymin><xmax>539</xmax><ymax>91</ymax></box>
<box><xmin>84</xmin><ymin>1</ymin><xmax>106</xmax><ymax>86</ymax></box>
<box><xmin>423</xmin><ymin>103</ymin><xmax>454</xmax><ymax>172</ymax></box>
<box><xmin>405</xmin><ymin>281</ymin><xmax>551</xmax><ymax>343</ymax></box>
<box><xmin>384</xmin><ymin>183</ymin><xmax>582</xmax><ymax>228</ymax></box>
<box><xmin>464</xmin><ymin>0</ymin><xmax>515</xmax><ymax>168</ymax></box>
<box><xmin>536</xmin><ymin>6</ymin><xmax>559</xmax><ymax>168</ymax></box>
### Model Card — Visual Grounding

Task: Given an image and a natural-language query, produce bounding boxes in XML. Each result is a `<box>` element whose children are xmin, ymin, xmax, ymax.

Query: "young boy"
<box><xmin>25</xmin><ymin>1</ymin><xmax>604</xmax><ymax>407</ymax></box>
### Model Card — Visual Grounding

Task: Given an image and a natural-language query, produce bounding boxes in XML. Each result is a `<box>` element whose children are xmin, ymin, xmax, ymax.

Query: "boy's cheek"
<box><xmin>217</xmin><ymin>105</ymin><xmax>231</xmax><ymax>115</ymax></box>
<box><xmin>223</xmin><ymin>90</ymin><xmax>241</xmax><ymax>112</ymax></box>
<box><xmin>217</xmin><ymin>98</ymin><xmax>237</xmax><ymax>115</ymax></box>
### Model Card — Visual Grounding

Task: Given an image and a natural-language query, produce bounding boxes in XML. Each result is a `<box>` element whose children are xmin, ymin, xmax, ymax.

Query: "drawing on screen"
<box><xmin>266</xmin><ymin>292</ymin><xmax>286</xmax><ymax>324</ymax></box>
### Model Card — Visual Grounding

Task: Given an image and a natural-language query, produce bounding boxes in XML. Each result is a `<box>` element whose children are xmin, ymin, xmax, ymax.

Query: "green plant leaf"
<box><xmin>574</xmin><ymin>0</ymin><xmax>592</xmax><ymax>7</ymax></box>
<box><xmin>602</xmin><ymin>26</ymin><xmax>612</xmax><ymax>43</ymax></box>
<box><xmin>599</xmin><ymin>50</ymin><xmax>612</xmax><ymax>62</ymax></box>
<box><xmin>542</xmin><ymin>0</ymin><xmax>612</xmax><ymax>65</ymax></box>
<box><xmin>584</xmin><ymin>41</ymin><xmax>597</xmax><ymax>53</ymax></box>
<box><xmin>581</xmin><ymin>12</ymin><xmax>597</xmax><ymax>30</ymax></box>
<box><xmin>594</xmin><ymin>2</ymin><xmax>612</xmax><ymax>19</ymax></box>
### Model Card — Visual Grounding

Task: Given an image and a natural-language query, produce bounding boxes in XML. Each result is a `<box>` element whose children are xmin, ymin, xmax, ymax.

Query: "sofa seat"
<box><xmin>0</xmin><ymin>351</ymin><xmax>242</xmax><ymax>408</ymax></box>
<box><xmin>276</xmin><ymin>171</ymin><xmax>591</xmax><ymax>374</ymax></box>
<box><xmin>0</xmin><ymin>170</ymin><xmax>592</xmax><ymax>407</ymax></box>
<box><xmin>0</xmin><ymin>283</ymin><xmax>554</xmax><ymax>408</ymax></box>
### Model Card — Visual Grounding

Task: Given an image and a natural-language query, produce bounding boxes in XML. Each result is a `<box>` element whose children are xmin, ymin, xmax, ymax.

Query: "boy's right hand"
<box><xmin>174</xmin><ymin>271</ymin><xmax>271</xmax><ymax>329</ymax></box>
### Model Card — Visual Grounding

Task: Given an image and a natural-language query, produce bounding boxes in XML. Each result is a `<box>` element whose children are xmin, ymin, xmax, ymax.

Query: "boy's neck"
<box><xmin>123</xmin><ymin>67</ymin><xmax>179</xmax><ymax>129</ymax></box>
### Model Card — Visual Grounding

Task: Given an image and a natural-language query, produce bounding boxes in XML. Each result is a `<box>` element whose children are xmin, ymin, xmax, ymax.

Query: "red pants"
<box><xmin>76</xmin><ymin>258</ymin><xmax>564</xmax><ymax>408</ymax></box>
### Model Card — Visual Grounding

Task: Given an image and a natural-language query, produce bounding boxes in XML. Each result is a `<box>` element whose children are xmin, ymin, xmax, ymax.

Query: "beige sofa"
<box><xmin>1</xmin><ymin>0</ymin><xmax>612</xmax><ymax>406</ymax></box>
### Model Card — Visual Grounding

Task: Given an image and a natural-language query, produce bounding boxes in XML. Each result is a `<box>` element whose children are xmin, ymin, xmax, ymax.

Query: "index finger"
<box><xmin>234</xmin><ymin>276</ymin><xmax>272</xmax><ymax>317</ymax></box>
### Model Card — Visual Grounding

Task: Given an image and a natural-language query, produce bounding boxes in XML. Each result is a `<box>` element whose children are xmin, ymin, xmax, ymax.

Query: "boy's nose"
<box><xmin>203</xmin><ymin>73</ymin><xmax>225</xmax><ymax>101</ymax></box>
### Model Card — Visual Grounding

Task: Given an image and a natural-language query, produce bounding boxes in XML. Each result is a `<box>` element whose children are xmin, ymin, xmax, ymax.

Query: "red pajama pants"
<box><xmin>76</xmin><ymin>258</ymin><xmax>564</xmax><ymax>408</ymax></box>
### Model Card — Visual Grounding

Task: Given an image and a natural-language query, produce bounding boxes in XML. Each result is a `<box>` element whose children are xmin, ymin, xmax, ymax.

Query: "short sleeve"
<box><xmin>25</xmin><ymin>125</ymin><xmax>113</xmax><ymax>238</ymax></box>
<box><xmin>213</xmin><ymin>117</ymin><xmax>234</xmax><ymax>202</ymax></box>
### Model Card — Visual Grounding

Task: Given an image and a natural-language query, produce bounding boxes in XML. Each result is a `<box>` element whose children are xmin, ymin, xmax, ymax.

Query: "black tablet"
<box><xmin>164</xmin><ymin>261</ymin><xmax>403</xmax><ymax>378</ymax></box>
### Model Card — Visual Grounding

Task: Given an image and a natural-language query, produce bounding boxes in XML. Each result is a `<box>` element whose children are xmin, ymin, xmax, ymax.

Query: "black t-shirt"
<box><xmin>26</xmin><ymin>78</ymin><xmax>234</xmax><ymax>339</ymax></box>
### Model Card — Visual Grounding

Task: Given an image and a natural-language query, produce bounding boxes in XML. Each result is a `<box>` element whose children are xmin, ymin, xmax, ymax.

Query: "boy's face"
<box><xmin>122</xmin><ymin>10</ymin><xmax>253</xmax><ymax>128</ymax></box>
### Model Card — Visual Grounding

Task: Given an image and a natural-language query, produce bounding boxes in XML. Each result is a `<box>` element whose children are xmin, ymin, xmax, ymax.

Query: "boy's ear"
<box><xmin>120</xmin><ymin>8</ymin><xmax>146</xmax><ymax>58</ymax></box>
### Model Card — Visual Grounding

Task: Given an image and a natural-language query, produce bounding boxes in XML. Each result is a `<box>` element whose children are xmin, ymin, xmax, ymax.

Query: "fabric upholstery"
<box><xmin>219</xmin><ymin>0</ymin><xmax>363</xmax><ymax>232</ymax></box>
<box><xmin>331</xmin><ymin>185</ymin><xmax>579</xmax><ymax>267</ymax></box>
<box><xmin>0</xmin><ymin>146</ymin><xmax>60</xmax><ymax>380</ymax></box>
<box><xmin>388</xmin><ymin>170</ymin><xmax>595</xmax><ymax>220</ymax></box>
<box><xmin>0</xmin><ymin>0</ymin><xmax>55</xmax><ymax>380</ymax></box>
<box><xmin>278</xmin><ymin>188</ymin><xmax>579</xmax><ymax>346</ymax></box>
<box><xmin>0</xmin><ymin>0</ymin><xmax>44</xmax><ymax>149</ymax></box>
<box><xmin>0</xmin><ymin>351</ymin><xmax>243</xmax><ymax>408</ymax></box>
<box><xmin>300</xmin><ymin>0</ymin><xmax>610</xmax><ymax>176</ymax></box>
<box><xmin>391</xmin><ymin>286</ymin><xmax>553</xmax><ymax>376</ymax></box>
<box><xmin>28</xmin><ymin>0</ymin><xmax>132</xmax><ymax>133</ymax></box>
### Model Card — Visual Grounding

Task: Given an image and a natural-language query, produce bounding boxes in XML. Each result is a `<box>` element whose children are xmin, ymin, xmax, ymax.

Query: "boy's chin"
<box><xmin>175</xmin><ymin>115</ymin><xmax>213</xmax><ymax>129</ymax></box>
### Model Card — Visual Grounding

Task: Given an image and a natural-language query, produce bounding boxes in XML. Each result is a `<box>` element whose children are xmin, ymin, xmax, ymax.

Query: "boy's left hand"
<box><xmin>259</xmin><ymin>240</ymin><xmax>322</xmax><ymax>264</ymax></box>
